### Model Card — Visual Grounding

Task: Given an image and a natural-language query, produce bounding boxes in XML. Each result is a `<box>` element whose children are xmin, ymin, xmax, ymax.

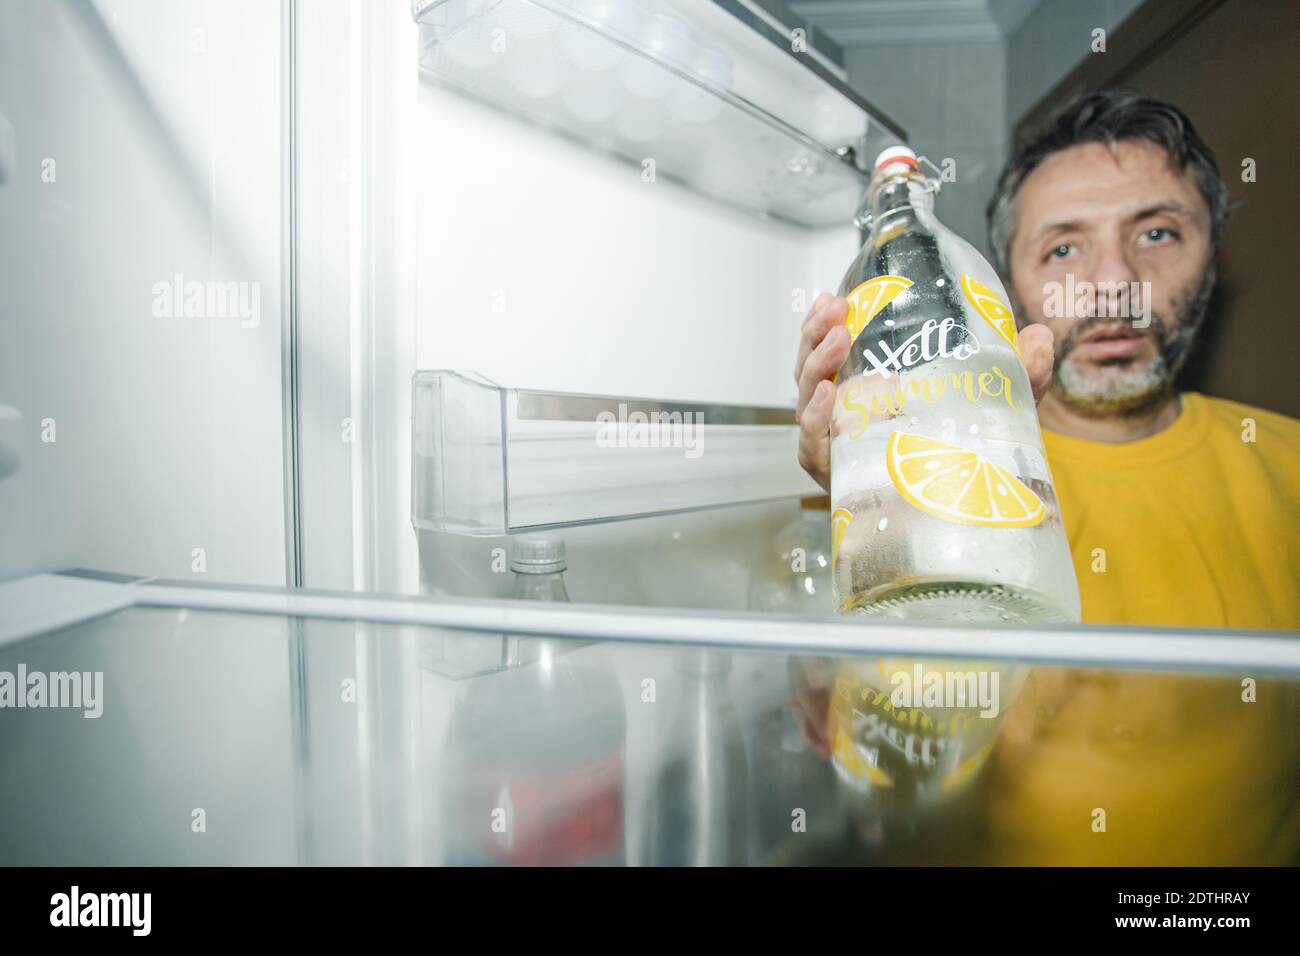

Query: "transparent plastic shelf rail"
<box><xmin>411</xmin><ymin>370</ymin><xmax>823</xmax><ymax>535</ymax></box>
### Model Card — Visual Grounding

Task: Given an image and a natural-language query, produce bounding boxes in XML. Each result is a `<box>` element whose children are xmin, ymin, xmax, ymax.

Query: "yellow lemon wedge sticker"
<box><xmin>961</xmin><ymin>275</ymin><xmax>1020</xmax><ymax>356</ymax></box>
<box><xmin>885</xmin><ymin>431</ymin><xmax>1045</xmax><ymax>528</ymax></box>
<box><xmin>831</xmin><ymin>507</ymin><xmax>853</xmax><ymax>568</ymax></box>
<box><xmin>844</xmin><ymin>275</ymin><xmax>913</xmax><ymax>343</ymax></box>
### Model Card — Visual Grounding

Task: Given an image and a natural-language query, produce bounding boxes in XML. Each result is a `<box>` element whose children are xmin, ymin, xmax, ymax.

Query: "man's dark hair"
<box><xmin>986</xmin><ymin>89</ymin><xmax>1229</xmax><ymax>276</ymax></box>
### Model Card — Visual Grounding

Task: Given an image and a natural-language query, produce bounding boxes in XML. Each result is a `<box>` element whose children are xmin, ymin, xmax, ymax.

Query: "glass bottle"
<box><xmin>831</xmin><ymin>146</ymin><xmax>1080</xmax><ymax>624</ymax></box>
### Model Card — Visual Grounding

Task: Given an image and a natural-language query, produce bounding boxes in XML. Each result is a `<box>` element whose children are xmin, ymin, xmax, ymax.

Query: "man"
<box><xmin>792</xmin><ymin>91</ymin><xmax>1300</xmax><ymax>864</ymax></box>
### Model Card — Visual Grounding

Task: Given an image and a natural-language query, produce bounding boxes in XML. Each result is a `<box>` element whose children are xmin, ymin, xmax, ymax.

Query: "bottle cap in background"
<box><xmin>511</xmin><ymin>535</ymin><xmax>567</xmax><ymax>574</ymax></box>
<box><xmin>873</xmin><ymin>145</ymin><xmax>919</xmax><ymax>176</ymax></box>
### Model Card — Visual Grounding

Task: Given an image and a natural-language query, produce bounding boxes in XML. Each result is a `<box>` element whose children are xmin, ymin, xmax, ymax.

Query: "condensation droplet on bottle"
<box><xmin>883</xmin><ymin>319</ymin><xmax>895</xmax><ymax>327</ymax></box>
<box><xmin>935</xmin><ymin>278</ymin><xmax>946</xmax><ymax>287</ymax></box>
<box><xmin>969</xmin><ymin>423</ymin><xmax>980</xmax><ymax>435</ymax></box>
<box><xmin>876</xmin><ymin>517</ymin><xmax>888</xmax><ymax>532</ymax></box>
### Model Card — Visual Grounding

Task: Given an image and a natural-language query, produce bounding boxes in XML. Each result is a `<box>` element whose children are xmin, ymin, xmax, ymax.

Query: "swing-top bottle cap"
<box><xmin>873</xmin><ymin>145</ymin><xmax>919</xmax><ymax>176</ymax></box>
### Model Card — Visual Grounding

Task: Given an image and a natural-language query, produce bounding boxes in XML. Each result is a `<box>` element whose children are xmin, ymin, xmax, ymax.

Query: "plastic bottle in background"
<box><xmin>510</xmin><ymin>535</ymin><xmax>571</xmax><ymax>601</ymax></box>
<box><xmin>505</xmin><ymin>535</ymin><xmax>572</xmax><ymax>667</ymax></box>
<box><xmin>747</xmin><ymin>497</ymin><xmax>833</xmax><ymax>615</ymax></box>
<box><xmin>831</xmin><ymin>145</ymin><xmax>1080</xmax><ymax>625</ymax></box>
<box><xmin>442</xmin><ymin>534</ymin><xmax>629</xmax><ymax>866</ymax></box>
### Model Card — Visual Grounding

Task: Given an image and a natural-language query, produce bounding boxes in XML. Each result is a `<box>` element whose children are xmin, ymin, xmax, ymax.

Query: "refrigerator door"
<box><xmin>2</xmin><ymin>571</ymin><xmax>1297</xmax><ymax>866</ymax></box>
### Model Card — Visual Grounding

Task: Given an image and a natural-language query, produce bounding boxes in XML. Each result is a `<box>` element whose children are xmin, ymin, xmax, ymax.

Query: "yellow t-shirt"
<box><xmin>986</xmin><ymin>393</ymin><xmax>1300</xmax><ymax>865</ymax></box>
<box><xmin>1048</xmin><ymin>391</ymin><xmax>1300</xmax><ymax>629</ymax></box>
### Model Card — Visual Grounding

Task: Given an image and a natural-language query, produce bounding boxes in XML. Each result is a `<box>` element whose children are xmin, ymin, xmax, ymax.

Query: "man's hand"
<box><xmin>794</xmin><ymin>293</ymin><xmax>1057</xmax><ymax>492</ymax></box>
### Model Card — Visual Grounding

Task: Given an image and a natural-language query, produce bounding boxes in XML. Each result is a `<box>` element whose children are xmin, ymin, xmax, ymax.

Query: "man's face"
<box><xmin>1006</xmin><ymin>140</ymin><xmax>1214</xmax><ymax>416</ymax></box>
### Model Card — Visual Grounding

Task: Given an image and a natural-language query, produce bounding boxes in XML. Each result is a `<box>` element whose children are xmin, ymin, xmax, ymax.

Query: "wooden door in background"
<box><xmin>1016</xmin><ymin>0</ymin><xmax>1300</xmax><ymax>418</ymax></box>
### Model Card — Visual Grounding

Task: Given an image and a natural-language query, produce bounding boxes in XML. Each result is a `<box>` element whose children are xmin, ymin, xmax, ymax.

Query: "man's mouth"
<box><xmin>1074</xmin><ymin>323</ymin><xmax>1149</xmax><ymax>360</ymax></box>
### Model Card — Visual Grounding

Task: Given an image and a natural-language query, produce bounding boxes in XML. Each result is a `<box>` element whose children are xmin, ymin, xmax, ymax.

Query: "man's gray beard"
<box><xmin>1051</xmin><ymin>267</ymin><xmax>1214</xmax><ymax>417</ymax></box>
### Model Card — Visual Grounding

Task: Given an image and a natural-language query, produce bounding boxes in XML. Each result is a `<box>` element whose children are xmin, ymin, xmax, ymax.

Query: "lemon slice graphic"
<box><xmin>844</xmin><ymin>274</ymin><xmax>913</xmax><ymax>343</ymax></box>
<box><xmin>961</xmin><ymin>275</ymin><xmax>1019</xmax><ymax>356</ymax></box>
<box><xmin>831</xmin><ymin>507</ymin><xmax>853</xmax><ymax>567</ymax></box>
<box><xmin>885</xmin><ymin>431</ymin><xmax>1045</xmax><ymax>528</ymax></box>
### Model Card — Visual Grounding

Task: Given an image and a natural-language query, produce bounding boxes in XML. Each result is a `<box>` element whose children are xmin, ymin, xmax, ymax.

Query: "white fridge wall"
<box><xmin>413</xmin><ymin>77</ymin><xmax>857</xmax><ymax>609</ymax></box>
<box><xmin>0</xmin><ymin>0</ymin><xmax>285</xmax><ymax>585</ymax></box>
<box><xmin>416</xmin><ymin>80</ymin><xmax>860</xmax><ymax>408</ymax></box>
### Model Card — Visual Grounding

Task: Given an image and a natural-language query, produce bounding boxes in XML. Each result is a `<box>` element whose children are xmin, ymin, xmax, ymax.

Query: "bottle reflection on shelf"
<box><xmin>437</xmin><ymin>640</ymin><xmax>628</xmax><ymax>866</ymax></box>
<box><xmin>780</xmin><ymin>654</ymin><xmax>1006</xmax><ymax>864</ymax></box>
<box><xmin>644</xmin><ymin>647</ymin><xmax>749</xmax><ymax>866</ymax></box>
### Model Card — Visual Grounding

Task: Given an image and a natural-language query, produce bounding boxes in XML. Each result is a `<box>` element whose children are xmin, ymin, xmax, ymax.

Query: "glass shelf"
<box><xmin>412</xmin><ymin>0</ymin><xmax>906</xmax><ymax>228</ymax></box>
<box><xmin>411</xmin><ymin>369</ymin><xmax>823</xmax><ymax>535</ymax></box>
<box><xmin>3</xmin><ymin>572</ymin><xmax>1299</xmax><ymax>865</ymax></box>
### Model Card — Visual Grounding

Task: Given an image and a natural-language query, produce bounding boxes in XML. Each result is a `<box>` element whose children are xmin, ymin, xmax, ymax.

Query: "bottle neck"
<box><xmin>867</xmin><ymin>172</ymin><xmax>933</xmax><ymax>230</ymax></box>
<box><xmin>512</xmin><ymin>570</ymin><xmax>570</xmax><ymax>602</ymax></box>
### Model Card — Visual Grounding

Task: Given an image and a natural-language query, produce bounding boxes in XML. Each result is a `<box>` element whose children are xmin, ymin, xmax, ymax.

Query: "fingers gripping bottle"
<box><xmin>830</xmin><ymin>146</ymin><xmax>1080</xmax><ymax>624</ymax></box>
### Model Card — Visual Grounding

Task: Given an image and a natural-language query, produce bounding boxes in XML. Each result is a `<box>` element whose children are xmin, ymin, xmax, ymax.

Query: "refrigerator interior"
<box><xmin>4</xmin><ymin>0</ymin><xmax>1296</xmax><ymax>871</ymax></box>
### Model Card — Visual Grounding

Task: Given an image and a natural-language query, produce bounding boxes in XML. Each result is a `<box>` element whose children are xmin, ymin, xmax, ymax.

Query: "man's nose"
<box><xmin>1083</xmin><ymin>240</ymin><xmax>1140</xmax><ymax>318</ymax></box>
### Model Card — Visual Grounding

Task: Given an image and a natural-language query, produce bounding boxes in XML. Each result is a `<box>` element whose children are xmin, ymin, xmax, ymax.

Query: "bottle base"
<box><xmin>839</xmin><ymin>580</ymin><xmax>1068</xmax><ymax>625</ymax></box>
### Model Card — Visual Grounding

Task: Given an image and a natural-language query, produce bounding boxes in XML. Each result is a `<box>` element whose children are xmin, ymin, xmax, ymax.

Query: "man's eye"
<box><xmin>1046</xmin><ymin>244</ymin><xmax>1073</xmax><ymax>261</ymax></box>
<box><xmin>1141</xmin><ymin>227</ymin><xmax>1176</xmax><ymax>244</ymax></box>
